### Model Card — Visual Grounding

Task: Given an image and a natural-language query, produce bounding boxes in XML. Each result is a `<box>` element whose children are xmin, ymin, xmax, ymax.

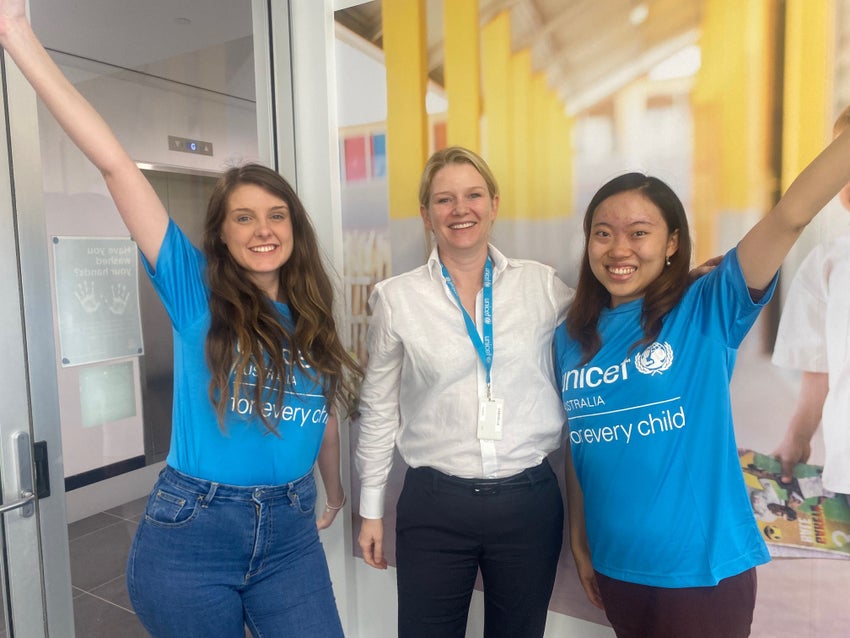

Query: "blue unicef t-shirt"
<box><xmin>554</xmin><ymin>248</ymin><xmax>773</xmax><ymax>588</ymax></box>
<box><xmin>141</xmin><ymin>220</ymin><xmax>330</xmax><ymax>486</ymax></box>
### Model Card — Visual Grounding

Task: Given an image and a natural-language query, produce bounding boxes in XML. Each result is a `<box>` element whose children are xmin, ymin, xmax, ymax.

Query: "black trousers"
<box><xmin>395</xmin><ymin>460</ymin><xmax>563</xmax><ymax>638</ymax></box>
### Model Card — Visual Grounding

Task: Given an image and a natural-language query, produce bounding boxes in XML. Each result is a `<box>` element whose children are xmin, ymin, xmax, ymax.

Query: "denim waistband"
<box><xmin>410</xmin><ymin>459</ymin><xmax>553</xmax><ymax>495</ymax></box>
<box><xmin>159</xmin><ymin>464</ymin><xmax>314</xmax><ymax>504</ymax></box>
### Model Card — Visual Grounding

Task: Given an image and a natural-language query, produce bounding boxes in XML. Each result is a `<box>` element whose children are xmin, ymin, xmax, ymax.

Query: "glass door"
<box><xmin>0</xmin><ymin>29</ymin><xmax>74</xmax><ymax>636</ymax></box>
<box><xmin>1</xmin><ymin>1</ymin><xmax>294</xmax><ymax>634</ymax></box>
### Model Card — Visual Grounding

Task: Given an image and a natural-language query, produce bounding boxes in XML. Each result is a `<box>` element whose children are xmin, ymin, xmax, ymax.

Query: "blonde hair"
<box><xmin>418</xmin><ymin>147</ymin><xmax>499</xmax><ymax>207</ymax></box>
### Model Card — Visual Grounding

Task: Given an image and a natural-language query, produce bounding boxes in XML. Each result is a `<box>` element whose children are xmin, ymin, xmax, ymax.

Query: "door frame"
<box><xmin>0</xmin><ymin>38</ymin><xmax>75</xmax><ymax>638</ymax></box>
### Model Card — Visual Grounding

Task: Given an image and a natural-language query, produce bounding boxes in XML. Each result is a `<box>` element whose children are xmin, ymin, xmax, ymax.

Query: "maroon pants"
<box><xmin>595</xmin><ymin>568</ymin><xmax>757</xmax><ymax>638</ymax></box>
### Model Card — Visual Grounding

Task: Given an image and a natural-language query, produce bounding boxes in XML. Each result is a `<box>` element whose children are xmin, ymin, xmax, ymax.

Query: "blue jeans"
<box><xmin>126</xmin><ymin>465</ymin><xmax>344</xmax><ymax>638</ymax></box>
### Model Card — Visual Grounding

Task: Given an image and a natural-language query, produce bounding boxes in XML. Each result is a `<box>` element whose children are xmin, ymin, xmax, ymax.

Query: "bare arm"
<box><xmin>738</xmin><ymin>128</ymin><xmax>850</xmax><ymax>290</ymax></box>
<box><xmin>0</xmin><ymin>1</ymin><xmax>168</xmax><ymax>263</ymax></box>
<box><xmin>316</xmin><ymin>411</ymin><xmax>345</xmax><ymax>530</ymax></box>
<box><xmin>565</xmin><ymin>446</ymin><xmax>604</xmax><ymax>610</ymax></box>
<box><xmin>772</xmin><ymin>371</ymin><xmax>828</xmax><ymax>483</ymax></box>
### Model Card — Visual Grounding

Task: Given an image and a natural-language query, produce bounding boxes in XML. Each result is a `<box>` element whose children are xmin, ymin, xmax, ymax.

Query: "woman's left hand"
<box><xmin>689</xmin><ymin>254</ymin><xmax>723</xmax><ymax>280</ymax></box>
<box><xmin>316</xmin><ymin>494</ymin><xmax>346</xmax><ymax>530</ymax></box>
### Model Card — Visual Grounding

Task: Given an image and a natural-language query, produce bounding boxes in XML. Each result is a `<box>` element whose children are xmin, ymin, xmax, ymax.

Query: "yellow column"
<box><xmin>444</xmin><ymin>0</ymin><xmax>481</xmax><ymax>152</ymax></box>
<box><xmin>481</xmin><ymin>11</ymin><xmax>514</xmax><ymax>218</ymax></box>
<box><xmin>782</xmin><ymin>0</ymin><xmax>833</xmax><ymax>190</ymax></box>
<box><xmin>558</xmin><ymin>110</ymin><xmax>576</xmax><ymax>217</ymax></box>
<box><xmin>530</xmin><ymin>72</ymin><xmax>548</xmax><ymax>219</ymax></box>
<box><xmin>382</xmin><ymin>0</ymin><xmax>429</xmax><ymax>220</ymax></box>
<box><xmin>511</xmin><ymin>49</ymin><xmax>532</xmax><ymax>219</ymax></box>
<box><xmin>543</xmin><ymin>90</ymin><xmax>563</xmax><ymax>219</ymax></box>
<box><xmin>691</xmin><ymin>0</ymin><xmax>779</xmax><ymax>261</ymax></box>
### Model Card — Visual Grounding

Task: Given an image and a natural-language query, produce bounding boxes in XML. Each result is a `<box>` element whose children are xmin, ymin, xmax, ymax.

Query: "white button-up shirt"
<box><xmin>355</xmin><ymin>244</ymin><xmax>574</xmax><ymax>518</ymax></box>
<box><xmin>772</xmin><ymin>232</ymin><xmax>850</xmax><ymax>493</ymax></box>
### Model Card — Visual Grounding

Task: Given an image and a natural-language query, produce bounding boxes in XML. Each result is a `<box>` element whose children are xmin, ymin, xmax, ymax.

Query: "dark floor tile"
<box><xmin>67</xmin><ymin>512</ymin><xmax>124</xmax><ymax>541</ymax></box>
<box><xmin>69</xmin><ymin>519</ymin><xmax>138</xmax><ymax>591</ymax></box>
<box><xmin>105</xmin><ymin>496</ymin><xmax>148</xmax><ymax>522</ymax></box>
<box><xmin>73</xmin><ymin>591</ymin><xmax>148</xmax><ymax>638</ymax></box>
<box><xmin>90</xmin><ymin>574</ymin><xmax>132</xmax><ymax>612</ymax></box>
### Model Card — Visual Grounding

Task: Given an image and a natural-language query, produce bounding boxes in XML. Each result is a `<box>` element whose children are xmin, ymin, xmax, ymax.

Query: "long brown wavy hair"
<box><xmin>202</xmin><ymin>164</ymin><xmax>362</xmax><ymax>433</ymax></box>
<box><xmin>566</xmin><ymin>173</ymin><xmax>692</xmax><ymax>365</ymax></box>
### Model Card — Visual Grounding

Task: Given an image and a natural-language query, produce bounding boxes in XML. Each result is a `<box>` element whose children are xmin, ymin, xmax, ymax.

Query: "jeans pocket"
<box><xmin>144</xmin><ymin>485</ymin><xmax>200</xmax><ymax>528</ymax></box>
<box><xmin>290</xmin><ymin>479</ymin><xmax>317</xmax><ymax>517</ymax></box>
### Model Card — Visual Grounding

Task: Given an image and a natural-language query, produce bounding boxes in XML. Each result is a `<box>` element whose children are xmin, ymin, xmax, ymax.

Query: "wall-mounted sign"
<box><xmin>52</xmin><ymin>236</ymin><xmax>144</xmax><ymax>367</ymax></box>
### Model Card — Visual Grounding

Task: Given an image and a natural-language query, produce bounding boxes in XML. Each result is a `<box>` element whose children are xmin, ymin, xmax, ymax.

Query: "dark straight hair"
<box><xmin>566</xmin><ymin>173</ymin><xmax>692</xmax><ymax>364</ymax></box>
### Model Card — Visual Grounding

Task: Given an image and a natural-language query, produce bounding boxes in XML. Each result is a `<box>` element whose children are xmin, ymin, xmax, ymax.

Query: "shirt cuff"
<box><xmin>359</xmin><ymin>484</ymin><xmax>387</xmax><ymax>519</ymax></box>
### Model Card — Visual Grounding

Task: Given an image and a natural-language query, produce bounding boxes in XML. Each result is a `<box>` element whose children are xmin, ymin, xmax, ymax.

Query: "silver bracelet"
<box><xmin>325</xmin><ymin>494</ymin><xmax>346</xmax><ymax>511</ymax></box>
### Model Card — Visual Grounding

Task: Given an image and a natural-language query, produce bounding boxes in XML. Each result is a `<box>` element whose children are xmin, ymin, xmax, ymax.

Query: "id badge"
<box><xmin>477</xmin><ymin>398</ymin><xmax>504</xmax><ymax>440</ymax></box>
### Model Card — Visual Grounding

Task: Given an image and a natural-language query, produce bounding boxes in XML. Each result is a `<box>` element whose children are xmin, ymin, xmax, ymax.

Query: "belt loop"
<box><xmin>431</xmin><ymin>467</ymin><xmax>440</xmax><ymax>492</ymax></box>
<box><xmin>528</xmin><ymin>459</ymin><xmax>548</xmax><ymax>486</ymax></box>
<box><xmin>287</xmin><ymin>482</ymin><xmax>299</xmax><ymax>507</ymax></box>
<box><xmin>200</xmin><ymin>482</ymin><xmax>218</xmax><ymax>508</ymax></box>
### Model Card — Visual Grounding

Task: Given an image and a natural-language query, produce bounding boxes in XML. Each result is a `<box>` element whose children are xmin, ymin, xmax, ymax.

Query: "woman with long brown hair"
<box><xmin>0</xmin><ymin>3</ymin><xmax>360</xmax><ymax>636</ymax></box>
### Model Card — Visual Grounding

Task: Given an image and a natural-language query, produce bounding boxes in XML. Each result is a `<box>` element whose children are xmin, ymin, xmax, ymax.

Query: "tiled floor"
<box><xmin>69</xmin><ymin>497</ymin><xmax>148</xmax><ymax>637</ymax></box>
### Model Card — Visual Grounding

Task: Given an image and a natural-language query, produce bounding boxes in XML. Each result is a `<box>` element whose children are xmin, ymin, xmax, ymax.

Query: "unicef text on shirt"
<box><xmin>561</xmin><ymin>359</ymin><xmax>629</xmax><ymax>391</ymax></box>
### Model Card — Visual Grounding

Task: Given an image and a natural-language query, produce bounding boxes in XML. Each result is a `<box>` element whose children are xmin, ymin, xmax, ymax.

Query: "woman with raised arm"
<box><xmin>554</xmin><ymin>127</ymin><xmax>850</xmax><ymax>637</ymax></box>
<box><xmin>0</xmin><ymin>3</ymin><xmax>361</xmax><ymax>637</ymax></box>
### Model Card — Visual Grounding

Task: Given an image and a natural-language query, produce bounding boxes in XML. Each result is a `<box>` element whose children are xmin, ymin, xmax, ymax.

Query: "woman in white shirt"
<box><xmin>355</xmin><ymin>147</ymin><xmax>573</xmax><ymax>638</ymax></box>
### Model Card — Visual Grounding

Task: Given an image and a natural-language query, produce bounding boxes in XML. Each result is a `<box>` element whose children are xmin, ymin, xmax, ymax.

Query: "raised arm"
<box><xmin>737</xmin><ymin>128</ymin><xmax>850</xmax><ymax>290</ymax></box>
<box><xmin>0</xmin><ymin>1</ymin><xmax>168</xmax><ymax>263</ymax></box>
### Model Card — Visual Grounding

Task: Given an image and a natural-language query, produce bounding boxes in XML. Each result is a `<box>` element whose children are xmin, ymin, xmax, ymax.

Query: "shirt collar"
<box><xmin>426</xmin><ymin>243</ymin><xmax>509</xmax><ymax>281</ymax></box>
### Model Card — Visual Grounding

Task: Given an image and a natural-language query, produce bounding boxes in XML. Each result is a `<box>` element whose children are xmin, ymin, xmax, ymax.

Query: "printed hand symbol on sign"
<box><xmin>74</xmin><ymin>281</ymin><xmax>101</xmax><ymax>313</ymax></box>
<box><xmin>104</xmin><ymin>283</ymin><xmax>130</xmax><ymax>315</ymax></box>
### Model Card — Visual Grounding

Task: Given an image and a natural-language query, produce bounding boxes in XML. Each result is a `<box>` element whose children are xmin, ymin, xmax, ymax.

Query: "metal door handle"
<box><xmin>0</xmin><ymin>431</ymin><xmax>35</xmax><ymax>518</ymax></box>
<box><xmin>0</xmin><ymin>491</ymin><xmax>35</xmax><ymax>515</ymax></box>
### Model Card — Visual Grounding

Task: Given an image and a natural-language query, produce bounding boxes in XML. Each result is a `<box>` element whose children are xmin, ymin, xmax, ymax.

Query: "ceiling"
<box><xmin>335</xmin><ymin>0</ymin><xmax>704</xmax><ymax>114</ymax></box>
<box><xmin>27</xmin><ymin>0</ymin><xmax>703</xmax><ymax>115</ymax></box>
<box><xmin>30</xmin><ymin>0</ymin><xmax>255</xmax><ymax>99</ymax></box>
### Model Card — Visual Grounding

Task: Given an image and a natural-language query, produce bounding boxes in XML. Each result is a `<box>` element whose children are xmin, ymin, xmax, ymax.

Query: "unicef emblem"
<box><xmin>635</xmin><ymin>341</ymin><xmax>674</xmax><ymax>375</ymax></box>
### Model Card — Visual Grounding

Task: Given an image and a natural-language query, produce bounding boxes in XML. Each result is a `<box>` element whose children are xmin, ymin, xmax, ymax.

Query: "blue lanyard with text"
<box><xmin>441</xmin><ymin>255</ymin><xmax>494</xmax><ymax>399</ymax></box>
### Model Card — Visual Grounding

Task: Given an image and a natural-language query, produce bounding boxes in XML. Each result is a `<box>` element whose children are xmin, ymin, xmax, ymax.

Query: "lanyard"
<box><xmin>441</xmin><ymin>255</ymin><xmax>494</xmax><ymax>398</ymax></box>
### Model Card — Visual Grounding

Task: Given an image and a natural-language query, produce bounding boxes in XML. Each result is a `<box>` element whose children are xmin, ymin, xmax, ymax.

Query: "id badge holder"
<box><xmin>477</xmin><ymin>398</ymin><xmax>504</xmax><ymax>440</ymax></box>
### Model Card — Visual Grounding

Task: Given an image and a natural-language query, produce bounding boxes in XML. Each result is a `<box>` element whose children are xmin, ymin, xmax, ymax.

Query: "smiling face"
<box><xmin>220</xmin><ymin>182</ymin><xmax>293</xmax><ymax>298</ymax></box>
<box><xmin>420</xmin><ymin>162</ymin><xmax>498</xmax><ymax>261</ymax></box>
<box><xmin>588</xmin><ymin>190</ymin><xmax>679</xmax><ymax>308</ymax></box>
